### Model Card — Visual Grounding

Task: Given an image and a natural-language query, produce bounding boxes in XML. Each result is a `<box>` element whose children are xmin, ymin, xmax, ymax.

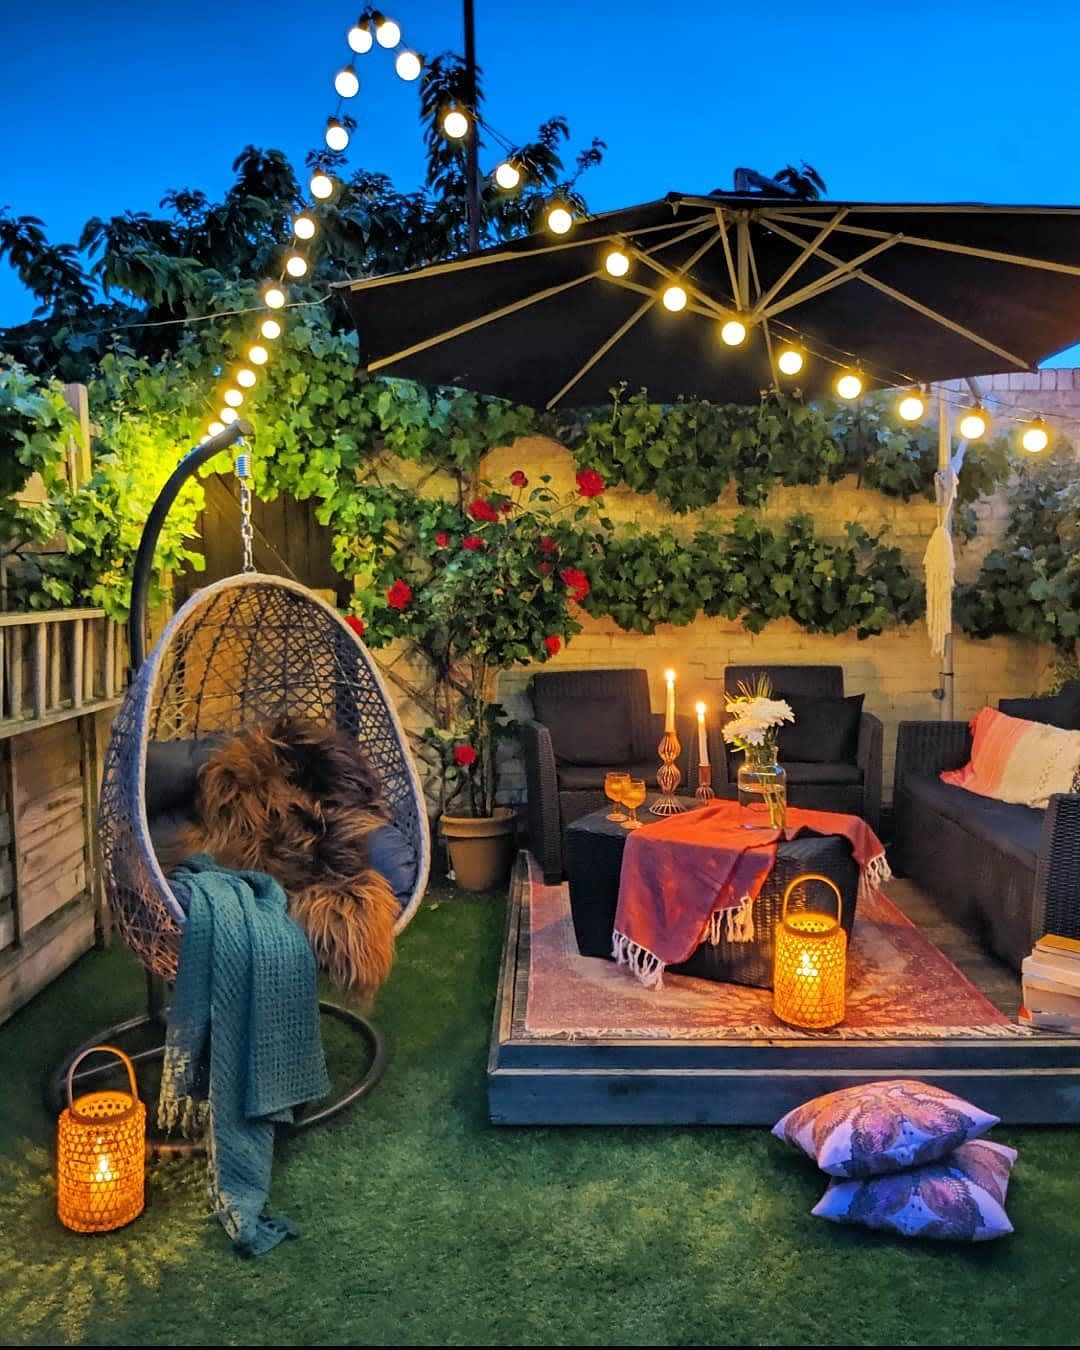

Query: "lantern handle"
<box><xmin>780</xmin><ymin>872</ymin><xmax>842</xmax><ymax>928</ymax></box>
<box><xmin>65</xmin><ymin>1044</ymin><xmax>140</xmax><ymax>1112</ymax></box>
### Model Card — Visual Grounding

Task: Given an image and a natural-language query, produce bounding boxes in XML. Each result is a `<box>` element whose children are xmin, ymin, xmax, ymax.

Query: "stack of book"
<box><xmin>1020</xmin><ymin>935</ymin><xmax>1080</xmax><ymax>1032</ymax></box>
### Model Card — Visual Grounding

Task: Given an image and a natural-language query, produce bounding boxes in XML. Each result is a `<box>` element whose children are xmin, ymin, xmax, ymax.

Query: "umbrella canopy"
<box><xmin>335</xmin><ymin>193</ymin><xmax>1080</xmax><ymax>408</ymax></box>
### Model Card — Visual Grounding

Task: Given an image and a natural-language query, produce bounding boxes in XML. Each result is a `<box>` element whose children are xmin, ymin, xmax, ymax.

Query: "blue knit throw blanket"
<box><xmin>158</xmin><ymin>854</ymin><xmax>331</xmax><ymax>1256</ymax></box>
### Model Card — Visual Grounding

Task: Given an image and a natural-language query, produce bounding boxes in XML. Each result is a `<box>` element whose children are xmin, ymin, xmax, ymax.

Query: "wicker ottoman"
<box><xmin>564</xmin><ymin>798</ymin><xmax>859</xmax><ymax>988</ymax></box>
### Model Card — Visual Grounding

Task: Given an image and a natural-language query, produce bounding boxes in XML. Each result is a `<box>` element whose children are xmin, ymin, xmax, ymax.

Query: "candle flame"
<box><xmin>665</xmin><ymin>669</ymin><xmax>676</xmax><ymax>683</ymax></box>
<box><xmin>695</xmin><ymin>701</ymin><xmax>706</xmax><ymax>716</ymax></box>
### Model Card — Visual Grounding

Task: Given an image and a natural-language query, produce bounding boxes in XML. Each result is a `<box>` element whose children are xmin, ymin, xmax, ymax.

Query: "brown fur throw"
<box><xmin>159</xmin><ymin>717</ymin><xmax>398</xmax><ymax>1003</ymax></box>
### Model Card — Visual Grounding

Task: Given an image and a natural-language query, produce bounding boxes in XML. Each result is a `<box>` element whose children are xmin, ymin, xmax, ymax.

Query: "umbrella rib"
<box><xmin>744</xmin><ymin>231</ymin><xmax>778</xmax><ymax>387</ymax></box>
<box><xmin>765</xmin><ymin>220</ymin><xmax>1032</xmax><ymax>369</ymax></box>
<box><xmin>760</xmin><ymin>235</ymin><xmax>903</xmax><ymax>318</ymax></box>
<box><xmin>715</xmin><ymin>210</ymin><xmax>742</xmax><ymax>309</ymax></box>
<box><xmin>752</xmin><ymin>207</ymin><xmax>850</xmax><ymax>315</ymax></box>
<box><xmin>767</xmin><ymin>212</ymin><xmax>1080</xmax><ymax>278</ymax></box>
<box><xmin>545</xmin><ymin>295</ymin><xmax>656</xmax><ymax>410</ymax></box>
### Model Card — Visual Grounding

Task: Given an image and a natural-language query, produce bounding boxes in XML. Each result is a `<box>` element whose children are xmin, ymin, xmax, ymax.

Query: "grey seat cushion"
<box><xmin>367</xmin><ymin>823</ymin><xmax>419</xmax><ymax>908</ymax></box>
<box><xmin>556</xmin><ymin>759</ymin><xmax>661</xmax><ymax>791</ymax></box>
<box><xmin>145</xmin><ymin>736</ymin><xmax>222</xmax><ymax>815</ymax></box>
<box><xmin>902</xmin><ymin>772</ymin><xmax>1044</xmax><ymax>870</ymax></box>
<box><xmin>781</xmin><ymin>761</ymin><xmax>863</xmax><ymax>786</ymax></box>
<box><xmin>998</xmin><ymin>682</ymin><xmax>1080</xmax><ymax>730</ymax></box>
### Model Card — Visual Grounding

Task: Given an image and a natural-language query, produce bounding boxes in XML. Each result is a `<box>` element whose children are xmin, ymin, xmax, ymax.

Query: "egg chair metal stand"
<box><xmin>46</xmin><ymin>420</ymin><xmax>431</xmax><ymax>1144</ymax></box>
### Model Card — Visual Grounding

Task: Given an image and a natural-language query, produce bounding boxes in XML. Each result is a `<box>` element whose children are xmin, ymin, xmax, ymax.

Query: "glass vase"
<box><xmin>737</xmin><ymin>745</ymin><xmax>787</xmax><ymax>830</ymax></box>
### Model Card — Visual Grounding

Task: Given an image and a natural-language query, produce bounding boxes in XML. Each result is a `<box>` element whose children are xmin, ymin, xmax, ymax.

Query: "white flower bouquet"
<box><xmin>722</xmin><ymin>678</ymin><xmax>794</xmax><ymax>759</ymax></box>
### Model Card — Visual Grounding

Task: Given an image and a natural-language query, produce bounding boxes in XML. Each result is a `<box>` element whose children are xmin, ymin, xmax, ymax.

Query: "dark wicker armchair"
<box><xmin>894</xmin><ymin>686</ymin><xmax>1080</xmax><ymax>971</ymax></box>
<box><xmin>716</xmin><ymin>665</ymin><xmax>883</xmax><ymax>831</ymax></box>
<box><xmin>518</xmin><ymin>668</ymin><xmax>711</xmax><ymax>883</ymax></box>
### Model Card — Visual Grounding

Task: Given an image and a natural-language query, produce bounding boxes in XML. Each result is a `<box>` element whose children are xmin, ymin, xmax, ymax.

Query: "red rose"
<box><xmin>344</xmin><ymin>614</ymin><xmax>366</xmax><ymax>637</ymax></box>
<box><xmin>462</xmin><ymin>534</ymin><xmax>484</xmax><ymax>550</ymax></box>
<box><xmin>510</xmin><ymin>470</ymin><xmax>528</xmax><ymax>487</ymax></box>
<box><xmin>543</xmin><ymin>635</ymin><xmax>562</xmax><ymax>656</ymax></box>
<box><xmin>435</xmin><ymin>531</ymin><xmax>449</xmax><ymax>548</ymax></box>
<box><xmin>576</xmin><ymin>468</ymin><xmax>605</xmax><ymax>498</ymax></box>
<box><xmin>467</xmin><ymin>497</ymin><xmax>499</xmax><ymax>523</ymax></box>
<box><xmin>559</xmin><ymin>566</ymin><xmax>590</xmax><ymax>603</ymax></box>
<box><xmin>386</xmin><ymin>578</ymin><xmax>412</xmax><ymax>611</ymax></box>
<box><xmin>539</xmin><ymin>562</ymin><xmax>552</xmax><ymax>574</ymax></box>
<box><xmin>453</xmin><ymin>744</ymin><xmax>478</xmax><ymax>768</ymax></box>
<box><xmin>539</xmin><ymin>536</ymin><xmax>557</xmax><ymax>555</ymax></box>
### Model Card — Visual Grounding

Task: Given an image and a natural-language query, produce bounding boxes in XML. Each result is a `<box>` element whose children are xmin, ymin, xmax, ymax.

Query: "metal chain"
<box><xmin>235</xmin><ymin>449</ymin><xmax>255</xmax><ymax>573</ymax></box>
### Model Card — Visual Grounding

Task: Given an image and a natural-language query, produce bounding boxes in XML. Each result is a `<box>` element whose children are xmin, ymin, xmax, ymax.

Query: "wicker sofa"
<box><xmin>893</xmin><ymin>685</ymin><xmax>1080</xmax><ymax>972</ymax></box>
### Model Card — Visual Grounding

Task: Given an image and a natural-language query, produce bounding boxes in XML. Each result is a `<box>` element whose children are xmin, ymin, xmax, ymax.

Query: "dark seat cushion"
<box><xmin>776</xmin><ymin>693</ymin><xmax>864</xmax><ymax>764</ymax></box>
<box><xmin>781</xmin><ymin>761</ymin><xmax>864</xmax><ymax>786</ymax></box>
<box><xmin>367</xmin><ymin>823</ymin><xmax>419</xmax><ymax>908</ymax></box>
<box><xmin>556</xmin><ymin>758</ymin><xmax>660</xmax><ymax>791</ymax></box>
<box><xmin>998</xmin><ymin>682</ymin><xmax>1080</xmax><ymax>731</ymax></box>
<box><xmin>536</xmin><ymin>695</ymin><xmax>634</xmax><ymax>767</ymax></box>
<box><xmin>902</xmin><ymin>772</ymin><xmax>1044</xmax><ymax>870</ymax></box>
<box><xmin>145</xmin><ymin>737</ymin><xmax>222</xmax><ymax>815</ymax></box>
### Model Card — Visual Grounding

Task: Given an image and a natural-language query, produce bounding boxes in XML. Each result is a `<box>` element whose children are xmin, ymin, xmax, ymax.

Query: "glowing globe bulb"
<box><xmin>220</xmin><ymin>406</ymin><xmax>238</xmax><ymax>424</ymax></box>
<box><xmin>260</xmin><ymin>318</ymin><xmax>282</xmax><ymax>340</ymax></box>
<box><xmin>898</xmin><ymin>393</ymin><xmax>925</xmax><ymax>422</ymax></box>
<box><xmin>347</xmin><ymin>21</ymin><xmax>373</xmax><ymax>54</ymax></box>
<box><xmin>959</xmin><ymin>408</ymin><xmax>988</xmax><ymax>441</ymax></box>
<box><xmin>494</xmin><ymin>160</ymin><xmax>521</xmax><ymax>190</ymax></box>
<box><xmin>604</xmin><ymin>248</ymin><xmax>631</xmax><ymax>278</ymax></box>
<box><xmin>662</xmin><ymin>284</ymin><xmax>688</xmax><ymax>312</ymax></box>
<box><xmin>325</xmin><ymin>120</ymin><xmax>349</xmax><ymax>152</ymax></box>
<box><xmin>224</xmin><ymin>388</ymin><xmax>243</xmax><ymax>408</ymax></box>
<box><xmin>395</xmin><ymin>49</ymin><xmax>422</xmax><ymax>81</ymax></box>
<box><xmin>236</xmin><ymin>368</ymin><xmax>256</xmax><ymax>389</ymax></box>
<box><xmin>310</xmin><ymin>172</ymin><xmax>334</xmax><ymax>200</ymax></box>
<box><xmin>777</xmin><ymin>347</ymin><xmax>804</xmax><ymax>376</ymax></box>
<box><xmin>546</xmin><ymin>205</ymin><xmax>573</xmax><ymax>235</ymax></box>
<box><xmin>334</xmin><ymin>66</ymin><xmax>360</xmax><ymax>98</ymax></box>
<box><xmin>442</xmin><ymin>108</ymin><xmax>470</xmax><ymax>140</ymax></box>
<box><xmin>248</xmin><ymin>344</ymin><xmax>268</xmax><ymax>366</ymax></box>
<box><xmin>1021</xmin><ymin>418</ymin><xmax>1050</xmax><ymax>454</ymax></box>
<box><xmin>836</xmin><ymin>372</ymin><xmax>863</xmax><ymax>400</ymax></box>
<box><xmin>285</xmin><ymin>254</ymin><xmax>308</xmax><ymax>278</ymax></box>
<box><xmin>208</xmin><ymin>421</ymin><xmax>225</xmax><ymax>437</ymax></box>
<box><xmin>375</xmin><ymin>17</ymin><xmax>401</xmax><ymax>47</ymax></box>
<box><xmin>293</xmin><ymin>214</ymin><xmax>316</xmax><ymax>241</ymax></box>
<box><xmin>263</xmin><ymin>284</ymin><xmax>286</xmax><ymax>310</ymax></box>
<box><xmin>720</xmin><ymin>317</ymin><xmax>747</xmax><ymax>346</ymax></box>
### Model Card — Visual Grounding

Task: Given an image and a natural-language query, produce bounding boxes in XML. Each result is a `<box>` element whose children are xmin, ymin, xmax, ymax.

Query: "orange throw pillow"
<box><xmin>942</xmin><ymin>706</ymin><xmax>1080</xmax><ymax>810</ymax></box>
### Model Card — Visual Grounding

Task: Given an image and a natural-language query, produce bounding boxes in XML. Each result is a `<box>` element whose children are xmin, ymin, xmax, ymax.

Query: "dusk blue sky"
<box><xmin>3</xmin><ymin>1</ymin><xmax>1080</xmax><ymax>361</ymax></box>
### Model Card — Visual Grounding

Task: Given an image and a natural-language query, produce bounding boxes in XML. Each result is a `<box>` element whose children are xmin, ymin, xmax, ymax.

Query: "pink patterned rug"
<box><xmin>523</xmin><ymin>856</ymin><xmax>1021</xmax><ymax>1041</ymax></box>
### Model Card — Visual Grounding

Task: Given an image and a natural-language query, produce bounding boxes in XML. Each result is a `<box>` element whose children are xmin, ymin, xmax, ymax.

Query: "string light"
<box><xmin>334</xmin><ymin>66</ymin><xmax>360</xmax><ymax>98</ymax></box>
<box><xmin>224</xmin><ymin>388</ymin><xmax>243</xmax><ymax>408</ymax></box>
<box><xmin>395</xmin><ymin>49</ymin><xmax>422</xmax><ymax>80</ymax></box>
<box><xmin>897</xmin><ymin>389</ymin><xmax>926</xmax><ymax>422</ymax></box>
<box><xmin>220</xmin><ymin>407</ymin><xmax>238</xmax><ymax>424</ymax></box>
<box><xmin>959</xmin><ymin>406</ymin><xmax>989</xmax><ymax>440</ymax></box>
<box><xmin>285</xmin><ymin>254</ymin><xmax>309</xmax><ymax>278</ymax></box>
<box><xmin>1020</xmin><ymin>416</ymin><xmax>1050</xmax><ymax>453</ymax></box>
<box><xmin>208</xmin><ymin>421</ymin><xmax>225</xmax><ymax>437</ymax></box>
<box><xmin>494</xmin><ymin>160</ymin><xmax>521</xmax><ymax>190</ymax></box>
<box><xmin>375</xmin><ymin>16</ymin><xmax>401</xmax><ymax>47</ymax></box>
<box><xmin>260</xmin><ymin>318</ymin><xmax>282</xmax><ymax>340</ymax></box>
<box><xmin>347</xmin><ymin>19</ymin><xmax>374</xmax><ymax>53</ymax></box>
<box><xmin>836</xmin><ymin>371</ymin><xmax>864</xmax><ymax>400</ymax></box>
<box><xmin>293</xmin><ymin>214</ymin><xmax>316</xmax><ymax>240</ymax></box>
<box><xmin>236</xmin><ymin>368</ymin><xmax>257</xmax><ymax>389</ymax></box>
<box><xmin>662</xmin><ymin>284</ymin><xmax>688</xmax><ymax>312</ymax></box>
<box><xmin>325</xmin><ymin>118</ymin><xmax>350</xmax><ymax>151</ymax></box>
<box><xmin>310</xmin><ymin>172</ymin><xmax>335</xmax><ymax>199</ymax></box>
<box><xmin>720</xmin><ymin>316</ymin><xmax>748</xmax><ymax>346</ymax></box>
<box><xmin>442</xmin><ymin>107</ymin><xmax>470</xmax><ymax>139</ymax></box>
<box><xmin>546</xmin><ymin>204</ymin><xmax>573</xmax><ymax>235</ymax></box>
<box><xmin>604</xmin><ymin>248</ymin><xmax>631</xmax><ymax>277</ymax></box>
<box><xmin>263</xmin><ymin>284</ymin><xmax>286</xmax><ymax>309</ymax></box>
<box><xmin>248</xmin><ymin>344</ymin><xmax>268</xmax><ymax>365</ymax></box>
<box><xmin>777</xmin><ymin>347</ymin><xmax>804</xmax><ymax>375</ymax></box>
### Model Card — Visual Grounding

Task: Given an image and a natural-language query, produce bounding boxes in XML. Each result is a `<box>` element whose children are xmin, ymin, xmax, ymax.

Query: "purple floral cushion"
<box><xmin>812</xmin><ymin>1139</ymin><xmax>1017</xmax><ymax>1242</ymax></box>
<box><xmin>772</xmin><ymin>1079</ymin><xmax>999</xmax><ymax>1178</ymax></box>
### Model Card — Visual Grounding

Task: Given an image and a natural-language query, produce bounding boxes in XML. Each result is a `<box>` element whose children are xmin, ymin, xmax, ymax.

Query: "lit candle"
<box><xmin>695</xmin><ymin>701</ymin><xmax>709</xmax><ymax>765</ymax></box>
<box><xmin>664</xmin><ymin>669</ymin><xmax>676</xmax><ymax>733</ymax></box>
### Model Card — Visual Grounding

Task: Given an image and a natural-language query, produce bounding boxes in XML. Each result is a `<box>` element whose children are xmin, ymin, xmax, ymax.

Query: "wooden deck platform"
<box><xmin>488</xmin><ymin>854</ymin><xmax>1080</xmax><ymax>1126</ymax></box>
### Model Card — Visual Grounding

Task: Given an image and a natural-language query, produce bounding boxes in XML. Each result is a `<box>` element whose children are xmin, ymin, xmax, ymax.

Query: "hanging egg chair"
<box><xmin>49</xmin><ymin>421</ymin><xmax>431</xmax><ymax>1130</ymax></box>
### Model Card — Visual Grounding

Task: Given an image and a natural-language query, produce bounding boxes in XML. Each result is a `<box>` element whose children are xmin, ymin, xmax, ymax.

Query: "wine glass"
<box><xmin>621</xmin><ymin>778</ymin><xmax>647</xmax><ymax>829</ymax></box>
<box><xmin>604</xmin><ymin>771</ymin><xmax>630</xmax><ymax>821</ymax></box>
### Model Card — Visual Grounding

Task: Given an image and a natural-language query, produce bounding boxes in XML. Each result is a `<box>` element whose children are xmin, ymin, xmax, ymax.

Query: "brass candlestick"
<box><xmin>696</xmin><ymin>762</ymin><xmax>715</xmax><ymax>801</ymax></box>
<box><xmin>650</xmin><ymin>730</ymin><xmax>686</xmax><ymax>815</ymax></box>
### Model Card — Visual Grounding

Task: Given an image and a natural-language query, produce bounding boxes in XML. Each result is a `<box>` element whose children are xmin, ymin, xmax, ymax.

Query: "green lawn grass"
<box><xmin>2</xmin><ymin>892</ymin><xmax>1079</xmax><ymax>1347</ymax></box>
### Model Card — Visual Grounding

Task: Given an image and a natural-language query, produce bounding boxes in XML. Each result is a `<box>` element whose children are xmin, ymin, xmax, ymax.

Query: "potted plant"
<box><xmin>360</xmin><ymin>467</ymin><xmax>605</xmax><ymax>891</ymax></box>
<box><xmin>721</xmin><ymin>676</ymin><xmax>795</xmax><ymax>830</ymax></box>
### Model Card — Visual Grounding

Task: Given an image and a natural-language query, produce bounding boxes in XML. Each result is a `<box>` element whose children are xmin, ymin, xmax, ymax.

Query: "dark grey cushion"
<box><xmin>539</xmin><ymin>697</ymin><xmax>634</xmax><ymax>767</ymax></box>
<box><xmin>556</xmin><ymin>758</ymin><xmax>660</xmax><ymax>791</ymax></box>
<box><xmin>776</xmin><ymin>693</ymin><xmax>864</xmax><ymax>764</ymax></box>
<box><xmin>781</xmin><ymin>761</ymin><xmax>864</xmax><ymax>786</ymax></box>
<box><xmin>901</xmin><ymin>772</ymin><xmax>1044</xmax><ymax>870</ymax></box>
<box><xmin>999</xmin><ymin>682</ymin><xmax>1080</xmax><ymax>731</ymax></box>
<box><xmin>145</xmin><ymin>737</ymin><xmax>221</xmax><ymax>816</ymax></box>
<box><xmin>367</xmin><ymin>824</ymin><xmax>419</xmax><ymax>908</ymax></box>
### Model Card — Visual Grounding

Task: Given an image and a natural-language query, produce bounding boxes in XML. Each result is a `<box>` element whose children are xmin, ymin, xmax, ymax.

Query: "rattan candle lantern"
<box><xmin>57</xmin><ymin>1045</ymin><xmax>146</xmax><ymax>1233</ymax></box>
<box><xmin>773</xmin><ymin>874</ymin><xmax>847</xmax><ymax>1030</ymax></box>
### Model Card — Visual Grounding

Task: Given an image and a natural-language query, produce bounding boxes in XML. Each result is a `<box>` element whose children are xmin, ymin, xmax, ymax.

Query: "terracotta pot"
<box><xmin>440</xmin><ymin>807</ymin><xmax>516</xmax><ymax>892</ymax></box>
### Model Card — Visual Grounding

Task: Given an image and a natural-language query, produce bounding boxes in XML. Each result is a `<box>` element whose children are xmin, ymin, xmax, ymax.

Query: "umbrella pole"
<box><xmin>938</xmin><ymin>397</ymin><xmax>955</xmax><ymax>721</ymax></box>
